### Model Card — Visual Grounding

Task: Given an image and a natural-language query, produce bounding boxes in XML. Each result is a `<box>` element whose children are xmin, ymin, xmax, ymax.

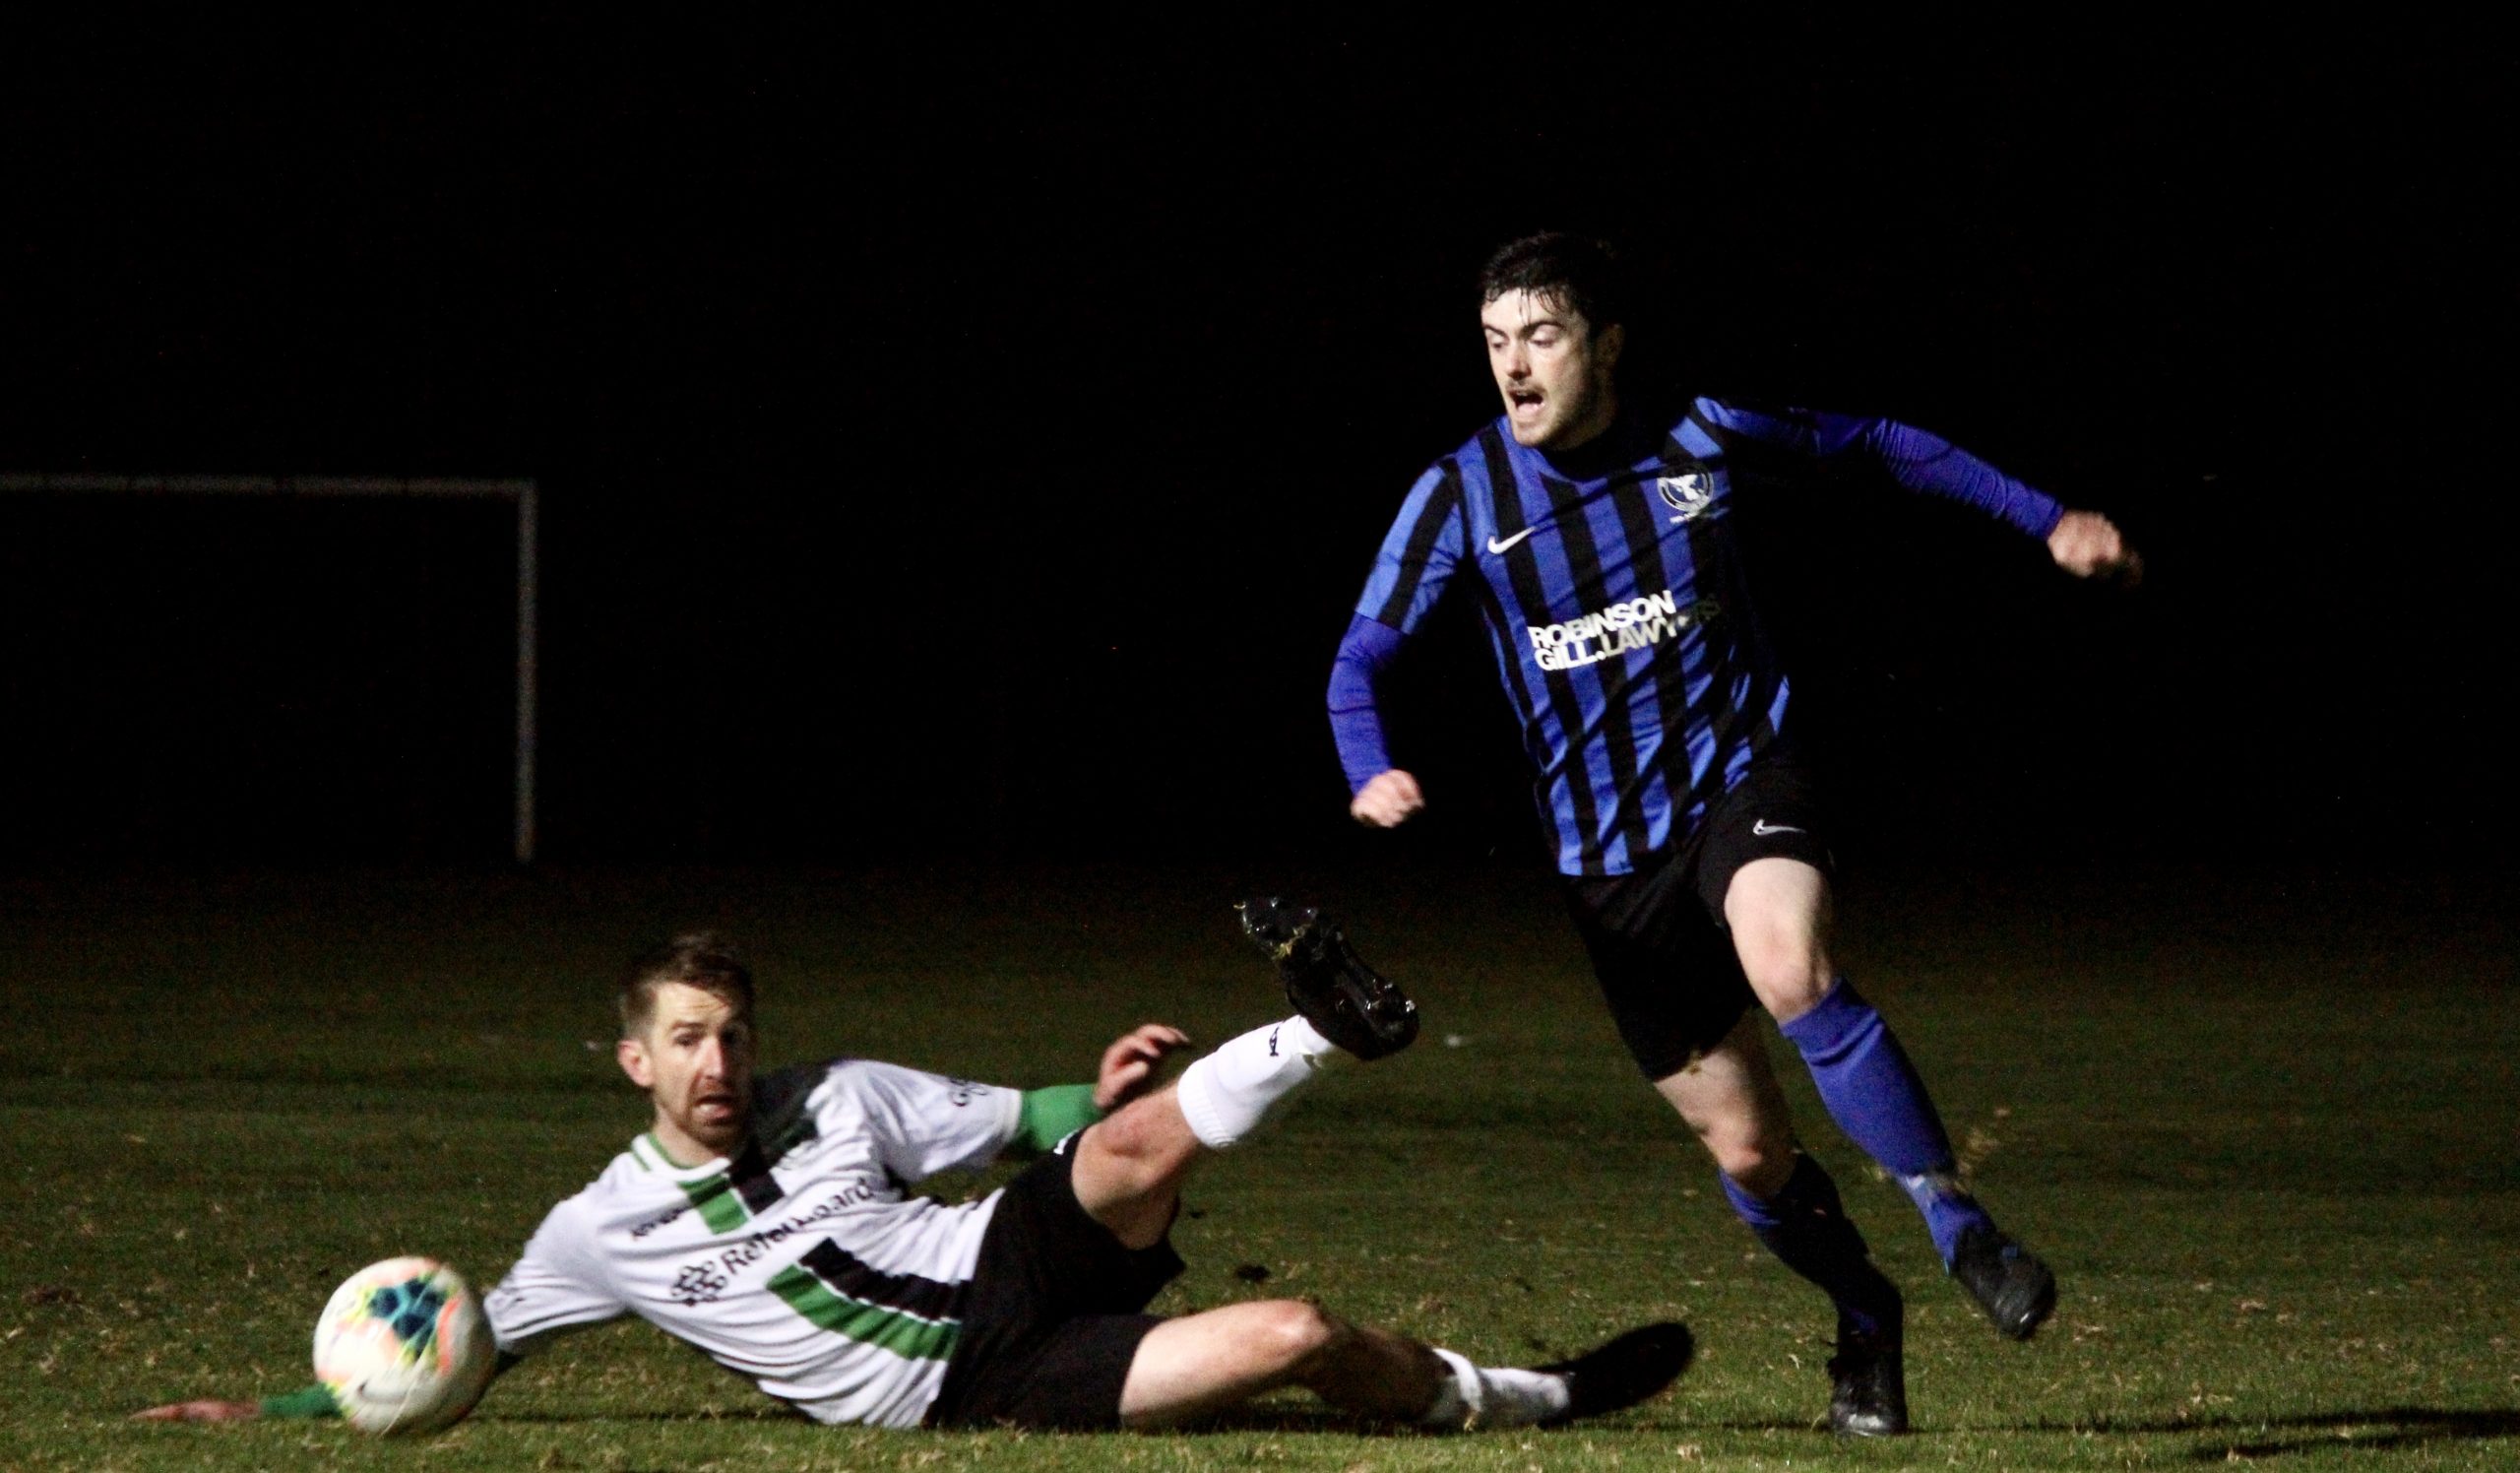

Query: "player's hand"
<box><xmin>2048</xmin><ymin>509</ymin><xmax>2143</xmax><ymax>586</ymax></box>
<box><xmin>1350</xmin><ymin>769</ymin><xmax>1425</xmax><ymax>828</ymax></box>
<box><xmin>131</xmin><ymin>1399</ymin><xmax>262</xmax><ymax>1423</ymax></box>
<box><xmin>1095</xmin><ymin>1023</ymin><xmax>1191</xmax><ymax>1110</ymax></box>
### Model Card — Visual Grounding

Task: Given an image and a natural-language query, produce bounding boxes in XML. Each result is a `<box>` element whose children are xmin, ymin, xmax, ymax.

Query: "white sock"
<box><xmin>1419</xmin><ymin>1347</ymin><xmax>1571</xmax><ymax>1430</ymax></box>
<box><xmin>1172</xmin><ymin>1015</ymin><xmax>1340</xmax><ymax>1148</ymax></box>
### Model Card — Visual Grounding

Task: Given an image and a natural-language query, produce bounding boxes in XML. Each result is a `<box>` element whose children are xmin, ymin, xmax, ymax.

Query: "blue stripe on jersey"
<box><xmin>1354</xmin><ymin>397</ymin><xmax>2056</xmax><ymax>875</ymax></box>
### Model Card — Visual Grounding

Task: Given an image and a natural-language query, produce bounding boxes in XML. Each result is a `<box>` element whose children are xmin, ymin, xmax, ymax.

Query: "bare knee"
<box><xmin>1080</xmin><ymin>1089</ymin><xmax>1198</xmax><ymax>1182</ymax></box>
<box><xmin>1072</xmin><ymin>1090</ymin><xmax>1205</xmax><ymax>1249</ymax></box>
<box><xmin>1657</xmin><ymin>1042</ymin><xmax>1799</xmax><ymax>1195</ymax></box>
<box><xmin>1710</xmin><ymin>1135</ymin><xmax>1796</xmax><ymax>1196</ymax></box>
<box><xmin>1739</xmin><ymin>943</ymin><xmax>1830</xmax><ymax>1023</ymax></box>
<box><xmin>1087</xmin><ymin>1095</ymin><xmax>1169</xmax><ymax>1163</ymax></box>
<box><xmin>1725</xmin><ymin>859</ymin><xmax>1835</xmax><ymax>1021</ymax></box>
<box><xmin>1246</xmin><ymin>1300</ymin><xmax>1343</xmax><ymax>1377</ymax></box>
<box><xmin>1688</xmin><ymin>1110</ymin><xmax>1796</xmax><ymax>1192</ymax></box>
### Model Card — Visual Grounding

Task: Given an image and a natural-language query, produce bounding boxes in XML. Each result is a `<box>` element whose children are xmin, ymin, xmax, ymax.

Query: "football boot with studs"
<box><xmin>1827</xmin><ymin>1317</ymin><xmax>1909</xmax><ymax>1437</ymax></box>
<box><xmin>1537</xmin><ymin>1321</ymin><xmax>1695</xmax><ymax>1427</ymax></box>
<box><xmin>1950</xmin><ymin>1223</ymin><xmax>2057</xmax><ymax>1341</ymax></box>
<box><xmin>1234</xmin><ymin>896</ymin><xmax>1418</xmax><ymax>1060</ymax></box>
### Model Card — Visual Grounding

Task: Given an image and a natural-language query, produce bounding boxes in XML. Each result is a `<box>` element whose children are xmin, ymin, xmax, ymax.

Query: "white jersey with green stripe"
<box><xmin>483</xmin><ymin>1057</ymin><xmax>1023</xmax><ymax>1428</ymax></box>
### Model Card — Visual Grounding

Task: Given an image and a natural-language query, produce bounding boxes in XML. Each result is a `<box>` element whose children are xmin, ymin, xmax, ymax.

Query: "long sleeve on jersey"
<box><xmin>1708</xmin><ymin>404</ymin><xmax>2065</xmax><ymax>539</ymax></box>
<box><xmin>1327</xmin><ymin>613</ymin><xmax>1404</xmax><ymax>793</ymax></box>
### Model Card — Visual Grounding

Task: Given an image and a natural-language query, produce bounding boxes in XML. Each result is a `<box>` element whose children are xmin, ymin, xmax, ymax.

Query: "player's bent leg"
<box><xmin>1070</xmin><ymin>1086</ymin><xmax>1206</xmax><ymax>1250</ymax></box>
<box><xmin>1076</xmin><ymin>898</ymin><xmax>1414</xmax><ymax>1250</ymax></box>
<box><xmin>1073</xmin><ymin>1009</ymin><xmax>1359</xmax><ymax>1249</ymax></box>
<box><xmin>1659</xmin><ymin>1017</ymin><xmax>1905</xmax><ymax>1433</ymax></box>
<box><xmin>1725</xmin><ymin>858</ymin><xmax>2057</xmax><ymax>1341</ymax></box>
<box><xmin>1116</xmin><ymin>1301</ymin><xmax>1440</xmax><ymax>1427</ymax></box>
<box><xmin>1721</xmin><ymin>856</ymin><xmax>1836</xmax><ymax>1022</ymax></box>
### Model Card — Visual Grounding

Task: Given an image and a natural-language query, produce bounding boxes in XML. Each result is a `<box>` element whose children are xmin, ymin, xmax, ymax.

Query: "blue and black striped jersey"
<box><xmin>1337</xmin><ymin>398</ymin><xmax>2064</xmax><ymax>876</ymax></box>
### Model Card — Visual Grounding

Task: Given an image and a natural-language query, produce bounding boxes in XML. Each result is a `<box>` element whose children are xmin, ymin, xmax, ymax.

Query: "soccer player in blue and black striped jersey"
<box><xmin>1330</xmin><ymin>232</ymin><xmax>2140</xmax><ymax>1437</ymax></box>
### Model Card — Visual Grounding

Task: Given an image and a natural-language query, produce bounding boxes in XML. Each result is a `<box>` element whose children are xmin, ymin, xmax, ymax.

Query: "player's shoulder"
<box><xmin>790</xmin><ymin>1056</ymin><xmax>960</xmax><ymax>1122</ymax></box>
<box><xmin>757</xmin><ymin>1057</ymin><xmax>845</xmax><ymax>1111</ymax></box>
<box><xmin>586</xmin><ymin>1133</ymin><xmax>681</xmax><ymax>1196</ymax></box>
<box><xmin>1442</xmin><ymin>417</ymin><xmax>1508</xmax><ymax>464</ymax></box>
<box><xmin>1680</xmin><ymin>393</ymin><xmax>1794</xmax><ymax>431</ymax></box>
<box><xmin>1387</xmin><ymin>419</ymin><xmax>1511</xmax><ymax>507</ymax></box>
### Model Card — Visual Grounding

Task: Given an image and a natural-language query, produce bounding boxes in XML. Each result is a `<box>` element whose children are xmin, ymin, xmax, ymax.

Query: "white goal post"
<box><xmin>0</xmin><ymin>473</ymin><xmax>540</xmax><ymax>863</ymax></box>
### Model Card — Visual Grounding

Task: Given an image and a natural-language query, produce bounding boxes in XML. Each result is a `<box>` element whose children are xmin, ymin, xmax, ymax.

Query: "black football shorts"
<box><xmin>924</xmin><ymin>1135</ymin><xmax>1184</xmax><ymax>1430</ymax></box>
<box><xmin>1561</xmin><ymin>748</ymin><xmax>1835</xmax><ymax>1079</ymax></box>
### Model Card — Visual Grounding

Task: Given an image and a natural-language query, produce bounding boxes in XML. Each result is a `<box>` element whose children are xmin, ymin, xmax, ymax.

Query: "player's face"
<box><xmin>617</xmin><ymin>982</ymin><xmax>757</xmax><ymax>1165</ymax></box>
<box><xmin>1481</xmin><ymin>288</ymin><xmax>1623</xmax><ymax>450</ymax></box>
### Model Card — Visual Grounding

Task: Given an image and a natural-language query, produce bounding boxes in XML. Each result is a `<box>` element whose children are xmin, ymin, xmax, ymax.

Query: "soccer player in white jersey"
<box><xmin>137</xmin><ymin>904</ymin><xmax>1691</xmax><ymax>1433</ymax></box>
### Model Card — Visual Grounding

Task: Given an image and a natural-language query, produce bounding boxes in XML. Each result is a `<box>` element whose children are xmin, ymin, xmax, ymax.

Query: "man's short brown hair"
<box><xmin>618</xmin><ymin>931</ymin><xmax>755</xmax><ymax>1038</ymax></box>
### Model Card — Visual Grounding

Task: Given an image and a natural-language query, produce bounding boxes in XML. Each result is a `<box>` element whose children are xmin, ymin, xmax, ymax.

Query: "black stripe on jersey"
<box><xmin>1480</xmin><ymin>426</ymin><xmax>1596</xmax><ymax>872</ymax></box>
<box><xmin>1461</xmin><ymin>543</ymin><xmax>1549</xmax><ymax>774</ymax></box>
<box><xmin>1665</xmin><ymin>419</ymin><xmax>1750</xmax><ymax>805</ymax></box>
<box><xmin>728</xmin><ymin>1140</ymin><xmax>788</xmax><ymax>1217</ymax></box>
<box><xmin>799</xmin><ymin>1238</ymin><xmax>969</xmax><ymax>1322</ymax></box>
<box><xmin>1668</xmin><ymin>420</ymin><xmax>1776</xmax><ymax>785</ymax></box>
<box><xmin>1540</xmin><ymin>468</ymin><xmax>1657</xmax><ymax>866</ymax></box>
<box><xmin>1691</xmin><ymin>409</ymin><xmax>1786</xmax><ymax>754</ymax></box>
<box><xmin>1368</xmin><ymin>462</ymin><xmax>1463</xmax><ymax>629</ymax></box>
<box><xmin>1607</xmin><ymin>462</ymin><xmax>1702</xmax><ymax>841</ymax></box>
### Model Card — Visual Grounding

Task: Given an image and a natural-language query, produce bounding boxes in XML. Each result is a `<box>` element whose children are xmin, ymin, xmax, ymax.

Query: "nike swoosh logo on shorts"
<box><xmin>1486</xmin><ymin>528</ymin><xmax>1536</xmax><ymax>555</ymax></box>
<box><xmin>1751</xmin><ymin>819</ymin><xmax>1805</xmax><ymax>836</ymax></box>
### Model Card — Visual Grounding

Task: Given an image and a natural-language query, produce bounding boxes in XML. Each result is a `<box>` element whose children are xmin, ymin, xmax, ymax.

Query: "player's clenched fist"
<box><xmin>2047</xmin><ymin>509</ymin><xmax>2142</xmax><ymax>585</ymax></box>
<box><xmin>1350</xmin><ymin>769</ymin><xmax>1424</xmax><ymax>828</ymax></box>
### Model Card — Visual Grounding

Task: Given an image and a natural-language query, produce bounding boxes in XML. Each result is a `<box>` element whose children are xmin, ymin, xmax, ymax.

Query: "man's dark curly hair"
<box><xmin>1478</xmin><ymin>232</ymin><xmax>1627</xmax><ymax>335</ymax></box>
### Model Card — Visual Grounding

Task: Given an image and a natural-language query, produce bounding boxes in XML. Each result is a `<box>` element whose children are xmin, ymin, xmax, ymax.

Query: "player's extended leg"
<box><xmin>1118</xmin><ymin>1300</ymin><xmax>1442</xmax><ymax>1426</ymax></box>
<box><xmin>1078</xmin><ymin>900</ymin><xmax>1691</xmax><ymax>1430</ymax></box>
<box><xmin>1724</xmin><ymin>857</ymin><xmax>2055</xmax><ymax>1341</ymax></box>
<box><xmin>1118</xmin><ymin>1299</ymin><xmax>1693</xmax><ymax>1430</ymax></box>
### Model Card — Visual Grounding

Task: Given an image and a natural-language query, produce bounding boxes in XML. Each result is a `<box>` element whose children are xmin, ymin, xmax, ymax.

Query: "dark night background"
<box><xmin>0</xmin><ymin>17</ymin><xmax>2509</xmax><ymax>876</ymax></box>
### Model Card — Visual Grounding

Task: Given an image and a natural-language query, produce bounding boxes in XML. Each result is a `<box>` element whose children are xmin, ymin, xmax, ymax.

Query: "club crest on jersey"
<box><xmin>1656</xmin><ymin>473</ymin><xmax>1715</xmax><ymax>523</ymax></box>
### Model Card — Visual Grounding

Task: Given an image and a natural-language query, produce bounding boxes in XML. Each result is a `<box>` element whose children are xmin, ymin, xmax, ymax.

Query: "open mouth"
<box><xmin>1509</xmin><ymin>389</ymin><xmax>1544</xmax><ymax>415</ymax></box>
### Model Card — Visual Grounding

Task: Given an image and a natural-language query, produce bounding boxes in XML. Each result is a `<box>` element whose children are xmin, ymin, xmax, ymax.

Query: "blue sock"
<box><xmin>1778</xmin><ymin>978</ymin><xmax>1993</xmax><ymax>1264</ymax></box>
<box><xmin>1722</xmin><ymin>1155</ymin><xmax>1902</xmax><ymax>1340</ymax></box>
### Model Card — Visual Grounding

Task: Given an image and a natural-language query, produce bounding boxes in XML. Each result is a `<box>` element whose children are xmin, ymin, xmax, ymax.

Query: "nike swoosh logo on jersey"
<box><xmin>1486</xmin><ymin>528</ymin><xmax>1536</xmax><ymax>555</ymax></box>
<box><xmin>1750</xmin><ymin>820</ymin><xmax>1805</xmax><ymax>836</ymax></box>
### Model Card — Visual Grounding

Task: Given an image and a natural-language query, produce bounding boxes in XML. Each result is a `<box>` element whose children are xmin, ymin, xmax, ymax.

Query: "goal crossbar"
<box><xmin>1</xmin><ymin>473</ymin><xmax>540</xmax><ymax>863</ymax></box>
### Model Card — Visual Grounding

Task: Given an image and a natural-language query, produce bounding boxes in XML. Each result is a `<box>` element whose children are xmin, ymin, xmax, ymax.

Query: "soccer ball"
<box><xmin>311</xmin><ymin>1255</ymin><xmax>496</xmax><ymax>1435</ymax></box>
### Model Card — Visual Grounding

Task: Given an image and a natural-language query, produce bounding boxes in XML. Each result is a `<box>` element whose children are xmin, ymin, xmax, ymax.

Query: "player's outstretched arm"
<box><xmin>132</xmin><ymin>1381</ymin><xmax>345</xmax><ymax>1422</ymax></box>
<box><xmin>2047</xmin><ymin>509</ymin><xmax>2143</xmax><ymax>585</ymax></box>
<box><xmin>134</xmin><ymin>1352</ymin><xmax>518</xmax><ymax>1426</ymax></box>
<box><xmin>1350</xmin><ymin>769</ymin><xmax>1425</xmax><ymax>828</ymax></box>
<box><xmin>131</xmin><ymin>1397</ymin><xmax>264</xmax><ymax>1422</ymax></box>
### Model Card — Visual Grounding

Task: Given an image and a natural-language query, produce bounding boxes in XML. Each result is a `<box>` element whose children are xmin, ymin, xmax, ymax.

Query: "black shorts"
<box><xmin>1562</xmin><ymin>751</ymin><xmax>1836</xmax><ymax>1080</ymax></box>
<box><xmin>924</xmin><ymin>1136</ymin><xmax>1185</xmax><ymax>1430</ymax></box>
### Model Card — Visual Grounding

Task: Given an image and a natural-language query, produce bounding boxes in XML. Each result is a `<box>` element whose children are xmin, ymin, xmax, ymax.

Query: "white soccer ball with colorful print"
<box><xmin>311</xmin><ymin>1255</ymin><xmax>496</xmax><ymax>1435</ymax></box>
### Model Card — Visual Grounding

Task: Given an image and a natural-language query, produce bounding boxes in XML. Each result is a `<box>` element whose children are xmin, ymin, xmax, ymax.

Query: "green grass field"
<box><xmin>6</xmin><ymin>857</ymin><xmax>2516</xmax><ymax>1470</ymax></box>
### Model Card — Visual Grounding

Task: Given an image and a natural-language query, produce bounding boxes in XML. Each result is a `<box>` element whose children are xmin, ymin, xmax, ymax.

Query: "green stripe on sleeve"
<box><xmin>1011</xmin><ymin>1084</ymin><xmax>1103</xmax><ymax>1157</ymax></box>
<box><xmin>261</xmin><ymin>1383</ymin><xmax>341</xmax><ymax>1419</ymax></box>
<box><xmin>767</xmin><ymin>1265</ymin><xmax>961</xmax><ymax>1362</ymax></box>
